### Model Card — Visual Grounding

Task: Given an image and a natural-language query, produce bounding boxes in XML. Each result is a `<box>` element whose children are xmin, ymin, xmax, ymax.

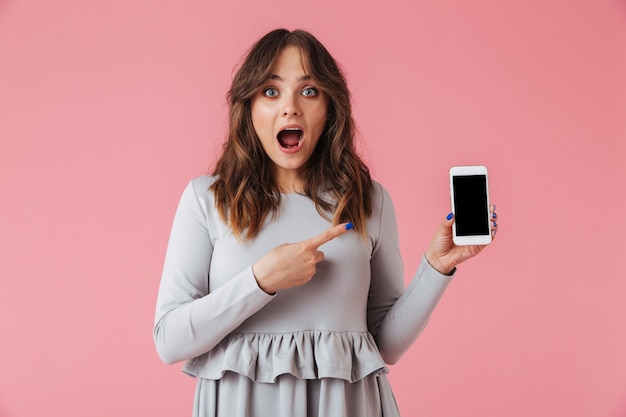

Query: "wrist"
<box><xmin>252</xmin><ymin>264</ymin><xmax>277</xmax><ymax>295</ymax></box>
<box><xmin>424</xmin><ymin>252</ymin><xmax>455</xmax><ymax>276</ymax></box>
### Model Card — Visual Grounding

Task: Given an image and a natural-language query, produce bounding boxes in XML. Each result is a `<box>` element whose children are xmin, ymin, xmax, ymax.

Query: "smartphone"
<box><xmin>449</xmin><ymin>165</ymin><xmax>492</xmax><ymax>246</ymax></box>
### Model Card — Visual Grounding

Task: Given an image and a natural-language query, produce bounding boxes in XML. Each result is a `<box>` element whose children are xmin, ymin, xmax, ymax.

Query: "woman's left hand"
<box><xmin>424</xmin><ymin>205</ymin><xmax>498</xmax><ymax>275</ymax></box>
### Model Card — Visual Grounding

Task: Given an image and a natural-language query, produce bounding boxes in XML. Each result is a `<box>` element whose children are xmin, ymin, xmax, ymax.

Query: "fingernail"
<box><xmin>492</xmin><ymin>212</ymin><xmax>497</xmax><ymax>219</ymax></box>
<box><xmin>493</xmin><ymin>221</ymin><xmax>497</xmax><ymax>227</ymax></box>
<box><xmin>446</xmin><ymin>213</ymin><xmax>453</xmax><ymax>221</ymax></box>
<box><xmin>345</xmin><ymin>223</ymin><xmax>353</xmax><ymax>230</ymax></box>
<box><xmin>492</xmin><ymin>204</ymin><xmax>496</xmax><ymax>210</ymax></box>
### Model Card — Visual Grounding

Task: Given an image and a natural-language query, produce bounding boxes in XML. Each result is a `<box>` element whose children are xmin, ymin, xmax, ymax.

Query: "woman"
<box><xmin>154</xmin><ymin>28</ymin><xmax>498</xmax><ymax>417</ymax></box>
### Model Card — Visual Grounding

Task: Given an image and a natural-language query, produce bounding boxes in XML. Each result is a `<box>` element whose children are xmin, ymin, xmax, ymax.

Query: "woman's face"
<box><xmin>251</xmin><ymin>46</ymin><xmax>328</xmax><ymax>192</ymax></box>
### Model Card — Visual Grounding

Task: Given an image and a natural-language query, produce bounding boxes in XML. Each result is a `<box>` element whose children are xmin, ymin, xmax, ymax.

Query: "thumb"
<box><xmin>440</xmin><ymin>212</ymin><xmax>454</xmax><ymax>236</ymax></box>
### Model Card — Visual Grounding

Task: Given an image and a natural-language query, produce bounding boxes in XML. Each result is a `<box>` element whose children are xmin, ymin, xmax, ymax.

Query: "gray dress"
<box><xmin>154</xmin><ymin>176</ymin><xmax>454</xmax><ymax>417</ymax></box>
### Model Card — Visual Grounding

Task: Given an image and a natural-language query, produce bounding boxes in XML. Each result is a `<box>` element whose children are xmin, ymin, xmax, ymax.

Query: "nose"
<box><xmin>282</xmin><ymin>93</ymin><xmax>301</xmax><ymax>117</ymax></box>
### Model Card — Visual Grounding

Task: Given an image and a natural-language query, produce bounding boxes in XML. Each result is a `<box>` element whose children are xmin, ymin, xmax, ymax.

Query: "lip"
<box><xmin>277</xmin><ymin>124</ymin><xmax>304</xmax><ymax>154</ymax></box>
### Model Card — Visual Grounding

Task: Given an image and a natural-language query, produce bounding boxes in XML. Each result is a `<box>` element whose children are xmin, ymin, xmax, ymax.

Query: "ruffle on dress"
<box><xmin>193</xmin><ymin>371</ymin><xmax>401</xmax><ymax>417</ymax></box>
<box><xmin>182</xmin><ymin>330</ymin><xmax>388</xmax><ymax>383</ymax></box>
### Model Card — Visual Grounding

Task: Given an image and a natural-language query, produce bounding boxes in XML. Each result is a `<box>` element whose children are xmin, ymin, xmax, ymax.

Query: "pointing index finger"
<box><xmin>306</xmin><ymin>223</ymin><xmax>353</xmax><ymax>248</ymax></box>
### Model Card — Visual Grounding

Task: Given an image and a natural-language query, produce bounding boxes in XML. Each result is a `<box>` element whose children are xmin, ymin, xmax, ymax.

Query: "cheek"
<box><xmin>251</xmin><ymin>103</ymin><xmax>271</xmax><ymax>135</ymax></box>
<box><xmin>313</xmin><ymin>107</ymin><xmax>328</xmax><ymax>134</ymax></box>
<box><xmin>307</xmin><ymin>98</ymin><xmax>328</xmax><ymax>130</ymax></box>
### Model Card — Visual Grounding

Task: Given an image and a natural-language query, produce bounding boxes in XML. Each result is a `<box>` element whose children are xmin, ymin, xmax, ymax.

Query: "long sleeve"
<box><xmin>153</xmin><ymin>180</ymin><xmax>274</xmax><ymax>365</ymax></box>
<box><xmin>367</xmin><ymin>185</ymin><xmax>454</xmax><ymax>365</ymax></box>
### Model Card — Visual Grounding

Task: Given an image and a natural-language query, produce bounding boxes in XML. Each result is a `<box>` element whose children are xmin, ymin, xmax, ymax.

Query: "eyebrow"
<box><xmin>269</xmin><ymin>74</ymin><xmax>312</xmax><ymax>82</ymax></box>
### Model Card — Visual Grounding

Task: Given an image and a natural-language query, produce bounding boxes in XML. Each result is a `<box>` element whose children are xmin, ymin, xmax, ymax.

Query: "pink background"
<box><xmin>1</xmin><ymin>0</ymin><xmax>625</xmax><ymax>415</ymax></box>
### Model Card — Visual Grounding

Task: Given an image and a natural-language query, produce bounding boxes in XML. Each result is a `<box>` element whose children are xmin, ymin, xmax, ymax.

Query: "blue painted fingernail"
<box><xmin>493</xmin><ymin>212</ymin><xmax>497</xmax><ymax>218</ymax></box>
<box><xmin>345</xmin><ymin>223</ymin><xmax>353</xmax><ymax>230</ymax></box>
<box><xmin>493</xmin><ymin>221</ymin><xmax>497</xmax><ymax>227</ymax></box>
<box><xmin>446</xmin><ymin>213</ymin><xmax>453</xmax><ymax>221</ymax></box>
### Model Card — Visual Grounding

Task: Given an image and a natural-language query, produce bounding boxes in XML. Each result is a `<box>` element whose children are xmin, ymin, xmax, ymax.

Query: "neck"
<box><xmin>274</xmin><ymin>171</ymin><xmax>304</xmax><ymax>194</ymax></box>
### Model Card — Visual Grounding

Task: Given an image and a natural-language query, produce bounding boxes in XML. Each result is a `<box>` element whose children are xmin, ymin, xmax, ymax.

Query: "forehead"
<box><xmin>270</xmin><ymin>46</ymin><xmax>311</xmax><ymax>76</ymax></box>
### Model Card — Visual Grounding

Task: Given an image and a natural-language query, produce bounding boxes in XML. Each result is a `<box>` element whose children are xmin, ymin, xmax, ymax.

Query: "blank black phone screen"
<box><xmin>453</xmin><ymin>175</ymin><xmax>489</xmax><ymax>236</ymax></box>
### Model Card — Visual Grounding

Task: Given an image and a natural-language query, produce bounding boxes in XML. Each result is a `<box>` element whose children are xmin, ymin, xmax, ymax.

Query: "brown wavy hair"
<box><xmin>211</xmin><ymin>29</ymin><xmax>372</xmax><ymax>240</ymax></box>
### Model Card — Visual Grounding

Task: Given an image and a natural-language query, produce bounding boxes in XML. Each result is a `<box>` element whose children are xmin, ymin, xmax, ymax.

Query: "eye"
<box><xmin>263</xmin><ymin>87</ymin><xmax>279</xmax><ymax>98</ymax></box>
<box><xmin>301</xmin><ymin>87</ymin><xmax>319</xmax><ymax>97</ymax></box>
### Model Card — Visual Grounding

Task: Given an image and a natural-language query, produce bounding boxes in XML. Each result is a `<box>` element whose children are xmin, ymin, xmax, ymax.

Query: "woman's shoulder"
<box><xmin>188</xmin><ymin>174</ymin><xmax>217</xmax><ymax>190</ymax></box>
<box><xmin>176</xmin><ymin>175</ymin><xmax>219</xmax><ymax>209</ymax></box>
<box><xmin>369</xmin><ymin>179</ymin><xmax>394</xmax><ymax>206</ymax></box>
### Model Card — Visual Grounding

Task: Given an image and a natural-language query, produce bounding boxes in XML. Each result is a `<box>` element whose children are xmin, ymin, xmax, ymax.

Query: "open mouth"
<box><xmin>277</xmin><ymin>128</ymin><xmax>303</xmax><ymax>149</ymax></box>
